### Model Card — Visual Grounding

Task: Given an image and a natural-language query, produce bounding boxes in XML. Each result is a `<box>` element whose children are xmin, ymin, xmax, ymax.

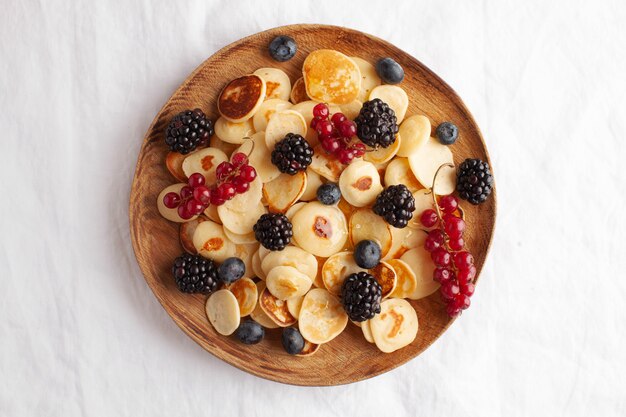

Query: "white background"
<box><xmin>2</xmin><ymin>0</ymin><xmax>625</xmax><ymax>415</ymax></box>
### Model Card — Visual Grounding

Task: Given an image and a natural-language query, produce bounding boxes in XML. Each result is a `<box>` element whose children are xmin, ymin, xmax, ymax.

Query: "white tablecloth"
<box><xmin>2</xmin><ymin>0</ymin><xmax>625</xmax><ymax>415</ymax></box>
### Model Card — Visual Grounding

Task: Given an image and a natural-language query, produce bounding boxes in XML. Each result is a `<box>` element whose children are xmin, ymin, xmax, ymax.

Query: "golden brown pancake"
<box><xmin>218</xmin><ymin>74</ymin><xmax>266</xmax><ymax>122</ymax></box>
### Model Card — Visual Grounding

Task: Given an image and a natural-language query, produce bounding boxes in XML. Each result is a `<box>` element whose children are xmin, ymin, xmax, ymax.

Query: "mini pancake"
<box><xmin>322</xmin><ymin>251</ymin><xmax>366</xmax><ymax>296</ymax></box>
<box><xmin>157</xmin><ymin>183</ymin><xmax>198</xmax><ymax>223</ymax></box>
<box><xmin>262</xmin><ymin>171</ymin><xmax>307</xmax><ymax>213</ymax></box>
<box><xmin>218</xmin><ymin>74</ymin><xmax>266</xmax><ymax>123</ymax></box>
<box><xmin>287</xmin><ymin>295</ymin><xmax>305</xmax><ymax>319</ymax></box>
<box><xmin>223</xmin><ymin>226</ymin><xmax>257</xmax><ymax>245</ymax></box>
<box><xmin>253</xmin><ymin>67</ymin><xmax>291</xmax><ymax>101</ymax></box>
<box><xmin>397</xmin><ymin>115</ymin><xmax>430</xmax><ymax>157</ymax></box>
<box><xmin>408</xmin><ymin>137</ymin><xmax>456</xmax><ymax>195</ymax></box>
<box><xmin>369</xmin><ymin>85</ymin><xmax>409</xmax><ymax>123</ymax></box>
<box><xmin>251</xmin><ymin>249</ymin><xmax>266</xmax><ymax>280</ymax></box>
<box><xmin>339</xmin><ymin>100</ymin><xmax>363</xmax><ymax>120</ymax></box>
<box><xmin>165</xmin><ymin>151</ymin><xmax>188</xmax><ymax>182</ymax></box>
<box><xmin>351</xmin><ymin>320</ymin><xmax>362</xmax><ymax>328</ymax></box>
<box><xmin>387</xmin><ymin>259</ymin><xmax>418</xmax><ymax>299</ymax></box>
<box><xmin>401</xmin><ymin>248</ymin><xmax>440</xmax><ymax>300</ymax></box>
<box><xmin>180</xmin><ymin>215</ymin><xmax>208</xmax><ymax>254</ymax></box>
<box><xmin>364</xmin><ymin>133</ymin><xmax>402</xmax><ymax>165</ymax></box>
<box><xmin>214</xmin><ymin>117</ymin><xmax>255</xmax><ymax>145</ymax></box>
<box><xmin>407</xmin><ymin>189</ymin><xmax>435</xmax><ymax>229</ymax></box>
<box><xmin>384</xmin><ymin>226</ymin><xmax>427</xmax><ymax>260</ymax></box>
<box><xmin>218</xmin><ymin>201</ymin><xmax>267</xmax><ymax>235</ymax></box>
<box><xmin>285</xmin><ymin>201</ymin><xmax>306</xmax><ymax>221</ymax></box>
<box><xmin>203</xmin><ymin>203</ymin><xmax>221</xmax><ymax>224</ymax></box>
<box><xmin>369</xmin><ymin>261</ymin><xmax>397</xmax><ymax>299</ymax></box>
<box><xmin>338</xmin><ymin>160</ymin><xmax>383</xmax><ymax>207</ymax></box>
<box><xmin>265</xmin><ymin>109</ymin><xmax>307</xmax><ymax>149</ymax></box>
<box><xmin>192</xmin><ymin>219</ymin><xmax>236</xmax><ymax>262</ymax></box>
<box><xmin>259</xmin><ymin>287</ymin><xmax>297</xmax><ymax>327</ymax></box>
<box><xmin>300</xmin><ymin>169</ymin><xmax>323</xmax><ymax>201</ymax></box>
<box><xmin>182</xmin><ymin>147</ymin><xmax>229</xmax><ymax>187</ymax></box>
<box><xmin>309</xmin><ymin>145</ymin><xmax>346</xmax><ymax>182</ymax></box>
<box><xmin>298</xmin><ymin>288</ymin><xmax>348</xmax><ymax>344</ymax></box>
<box><xmin>266</xmin><ymin>265</ymin><xmax>312</xmax><ymax>300</ymax></box>
<box><xmin>260</xmin><ymin>246</ymin><xmax>318</xmax><ymax>280</ymax></box>
<box><xmin>226</xmin><ymin>277</ymin><xmax>258</xmax><ymax>317</ymax></box>
<box><xmin>210</xmin><ymin>135</ymin><xmax>239</xmax><ymax>156</ymax></box>
<box><xmin>303</xmin><ymin>50</ymin><xmax>361</xmax><ymax>105</ymax></box>
<box><xmin>252</xmin><ymin>99</ymin><xmax>292</xmax><ymax>133</ymax></box>
<box><xmin>337</xmin><ymin>197</ymin><xmax>357</xmax><ymax>219</ymax></box>
<box><xmin>291</xmin><ymin>202</ymin><xmax>348</xmax><ymax>257</ymax></box>
<box><xmin>361</xmin><ymin>319</ymin><xmax>375</xmax><ymax>343</ymax></box>
<box><xmin>219</xmin><ymin>176</ymin><xmax>263</xmax><ymax>213</ymax></box>
<box><xmin>205</xmin><ymin>289</ymin><xmax>241</xmax><ymax>336</ymax></box>
<box><xmin>290</xmin><ymin>77</ymin><xmax>309</xmax><ymax>104</ymax></box>
<box><xmin>370</xmin><ymin>298</ymin><xmax>418</xmax><ymax>353</ymax></box>
<box><xmin>257</xmin><ymin>245</ymin><xmax>270</xmax><ymax>261</ymax></box>
<box><xmin>233</xmin><ymin>242</ymin><xmax>258</xmax><ymax>279</ymax></box>
<box><xmin>313</xmin><ymin>256</ymin><xmax>325</xmax><ymax>288</ymax></box>
<box><xmin>250</xmin><ymin>282</ymin><xmax>280</xmax><ymax>328</ymax></box>
<box><xmin>383</xmin><ymin>157</ymin><xmax>423</xmax><ymax>192</ymax></box>
<box><xmin>350</xmin><ymin>57</ymin><xmax>382</xmax><ymax>103</ymax></box>
<box><xmin>296</xmin><ymin>340</ymin><xmax>320</xmax><ymax>357</ymax></box>
<box><xmin>233</xmin><ymin>133</ymin><xmax>281</xmax><ymax>183</ymax></box>
<box><xmin>349</xmin><ymin>208</ymin><xmax>393</xmax><ymax>257</ymax></box>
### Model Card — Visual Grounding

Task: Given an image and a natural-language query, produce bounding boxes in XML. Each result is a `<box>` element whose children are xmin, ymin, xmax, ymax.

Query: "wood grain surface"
<box><xmin>129</xmin><ymin>24</ymin><xmax>496</xmax><ymax>386</ymax></box>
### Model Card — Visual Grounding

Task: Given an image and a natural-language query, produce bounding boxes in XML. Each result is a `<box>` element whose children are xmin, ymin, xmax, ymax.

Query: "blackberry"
<box><xmin>253</xmin><ymin>213</ymin><xmax>293</xmax><ymax>251</ymax></box>
<box><xmin>457</xmin><ymin>158</ymin><xmax>494</xmax><ymax>205</ymax></box>
<box><xmin>341</xmin><ymin>272</ymin><xmax>382</xmax><ymax>322</ymax></box>
<box><xmin>372</xmin><ymin>184</ymin><xmax>415</xmax><ymax>228</ymax></box>
<box><xmin>172</xmin><ymin>253</ymin><xmax>219</xmax><ymax>294</ymax></box>
<box><xmin>354</xmin><ymin>98</ymin><xmax>399</xmax><ymax>148</ymax></box>
<box><xmin>271</xmin><ymin>133</ymin><xmax>313</xmax><ymax>175</ymax></box>
<box><xmin>164</xmin><ymin>109</ymin><xmax>214</xmax><ymax>155</ymax></box>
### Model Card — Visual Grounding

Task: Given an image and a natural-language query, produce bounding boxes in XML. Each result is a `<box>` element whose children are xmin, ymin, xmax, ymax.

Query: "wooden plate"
<box><xmin>129</xmin><ymin>24</ymin><xmax>496</xmax><ymax>386</ymax></box>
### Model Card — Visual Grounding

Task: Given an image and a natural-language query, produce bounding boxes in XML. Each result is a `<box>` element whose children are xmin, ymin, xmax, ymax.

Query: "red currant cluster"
<box><xmin>420</xmin><ymin>195</ymin><xmax>476</xmax><ymax>317</ymax></box>
<box><xmin>162</xmin><ymin>152</ymin><xmax>257</xmax><ymax>219</ymax></box>
<box><xmin>311</xmin><ymin>103</ymin><xmax>366</xmax><ymax>164</ymax></box>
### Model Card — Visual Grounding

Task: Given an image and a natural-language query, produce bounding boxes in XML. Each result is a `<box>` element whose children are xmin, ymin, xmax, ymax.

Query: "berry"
<box><xmin>188</xmin><ymin>172</ymin><xmax>206</xmax><ymax>188</ymax></box>
<box><xmin>231</xmin><ymin>152</ymin><xmax>248</xmax><ymax>167</ymax></box>
<box><xmin>180</xmin><ymin>186</ymin><xmax>194</xmax><ymax>200</ymax></box>
<box><xmin>448</xmin><ymin>237</ymin><xmax>465</xmax><ymax>251</ymax></box>
<box><xmin>457</xmin><ymin>265</ymin><xmax>476</xmax><ymax>284</ymax></box>
<box><xmin>441</xmin><ymin>281</ymin><xmax>460</xmax><ymax>300</ymax></box>
<box><xmin>431</xmin><ymin>247</ymin><xmax>451</xmax><ymax>267</ymax></box>
<box><xmin>239</xmin><ymin>165</ymin><xmax>257</xmax><ymax>182</ymax></box>
<box><xmin>341</xmin><ymin>272</ymin><xmax>383</xmax><ymax>322</ymax></box>
<box><xmin>172</xmin><ymin>253</ymin><xmax>219</xmax><ymax>294</ymax></box>
<box><xmin>316</xmin><ymin>120</ymin><xmax>334</xmax><ymax>137</ymax></box>
<box><xmin>216</xmin><ymin>161</ymin><xmax>234</xmax><ymax>181</ymax></box>
<box><xmin>186</xmin><ymin>199</ymin><xmax>205</xmax><ymax>215</ymax></box>
<box><xmin>443</xmin><ymin>214</ymin><xmax>465</xmax><ymax>239</ymax></box>
<box><xmin>193</xmin><ymin>186</ymin><xmax>211</xmax><ymax>205</ymax></box>
<box><xmin>460</xmin><ymin>282</ymin><xmax>475</xmax><ymax>297</ymax></box>
<box><xmin>354</xmin><ymin>98</ymin><xmax>399</xmax><ymax>148</ymax></box>
<box><xmin>209</xmin><ymin>192</ymin><xmax>225</xmax><ymax>206</ymax></box>
<box><xmin>218</xmin><ymin>257</ymin><xmax>245</xmax><ymax>284</ymax></box>
<box><xmin>433</xmin><ymin>267</ymin><xmax>453</xmax><ymax>284</ymax></box>
<box><xmin>420</xmin><ymin>209</ymin><xmax>439</xmax><ymax>228</ymax></box>
<box><xmin>338</xmin><ymin>149</ymin><xmax>355</xmax><ymax>164</ymax></box>
<box><xmin>457</xmin><ymin>158</ymin><xmax>494</xmax><ymax>205</ymax></box>
<box><xmin>163</xmin><ymin>192</ymin><xmax>181</xmax><ymax>209</ymax></box>
<box><xmin>439</xmin><ymin>195</ymin><xmax>459</xmax><ymax>213</ymax></box>
<box><xmin>310</xmin><ymin>117</ymin><xmax>321</xmax><ymax>130</ymax></box>
<box><xmin>164</xmin><ymin>109</ymin><xmax>213</xmax><ymax>154</ymax></box>
<box><xmin>321</xmin><ymin>137</ymin><xmax>340</xmax><ymax>153</ymax></box>
<box><xmin>268</xmin><ymin>35</ymin><xmax>297</xmax><ymax>62</ymax></box>
<box><xmin>218</xmin><ymin>182</ymin><xmax>236</xmax><ymax>200</ymax></box>
<box><xmin>375</xmin><ymin>57</ymin><xmax>404</xmax><ymax>84</ymax></box>
<box><xmin>453</xmin><ymin>251</ymin><xmax>474</xmax><ymax>270</ymax></box>
<box><xmin>271</xmin><ymin>133</ymin><xmax>313</xmax><ymax>175</ymax></box>
<box><xmin>331</xmin><ymin>113</ymin><xmax>347</xmax><ymax>125</ymax></box>
<box><xmin>177</xmin><ymin>204</ymin><xmax>193</xmax><ymax>220</ymax></box>
<box><xmin>281</xmin><ymin>327</ymin><xmax>305</xmax><ymax>355</ymax></box>
<box><xmin>253</xmin><ymin>213</ymin><xmax>293</xmax><ymax>251</ymax></box>
<box><xmin>316</xmin><ymin>183</ymin><xmax>341</xmax><ymax>205</ymax></box>
<box><xmin>454</xmin><ymin>294</ymin><xmax>471</xmax><ymax>310</ymax></box>
<box><xmin>436</xmin><ymin>122</ymin><xmax>459</xmax><ymax>145</ymax></box>
<box><xmin>235</xmin><ymin>319</ymin><xmax>265</xmax><ymax>345</ymax></box>
<box><xmin>354</xmin><ymin>240</ymin><xmax>381</xmax><ymax>269</ymax></box>
<box><xmin>232</xmin><ymin>176</ymin><xmax>250</xmax><ymax>193</ymax></box>
<box><xmin>339</xmin><ymin>120</ymin><xmax>357</xmax><ymax>138</ymax></box>
<box><xmin>313</xmin><ymin>103</ymin><xmax>330</xmax><ymax>119</ymax></box>
<box><xmin>424</xmin><ymin>229</ymin><xmax>445</xmax><ymax>252</ymax></box>
<box><xmin>372</xmin><ymin>184</ymin><xmax>415</xmax><ymax>228</ymax></box>
<box><xmin>446</xmin><ymin>303</ymin><xmax>461</xmax><ymax>317</ymax></box>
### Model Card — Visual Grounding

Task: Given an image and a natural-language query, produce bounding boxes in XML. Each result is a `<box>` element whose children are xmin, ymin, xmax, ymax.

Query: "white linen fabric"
<box><xmin>1</xmin><ymin>0</ymin><xmax>625</xmax><ymax>415</ymax></box>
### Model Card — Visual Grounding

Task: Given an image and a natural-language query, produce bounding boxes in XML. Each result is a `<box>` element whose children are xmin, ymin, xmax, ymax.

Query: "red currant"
<box><xmin>163</xmin><ymin>192</ymin><xmax>181</xmax><ymax>209</ymax></box>
<box><xmin>177</xmin><ymin>204</ymin><xmax>193</xmax><ymax>220</ymax></box>
<box><xmin>331</xmin><ymin>113</ymin><xmax>347</xmax><ymax>125</ymax></box>
<box><xmin>457</xmin><ymin>265</ymin><xmax>476</xmax><ymax>284</ymax></box>
<box><xmin>446</xmin><ymin>303</ymin><xmax>461</xmax><ymax>317</ymax></box>
<box><xmin>186</xmin><ymin>199</ymin><xmax>205</xmax><ymax>215</ymax></box>
<box><xmin>316</xmin><ymin>120</ymin><xmax>334</xmax><ymax>137</ymax></box>
<box><xmin>209</xmin><ymin>191</ymin><xmax>225</xmax><ymax>206</ymax></box>
<box><xmin>420</xmin><ymin>209</ymin><xmax>439</xmax><ymax>228</ymax></box>
<box><xmin>313</xmin><ymin>103</ymin><xmax>329</xmax><ymax>119</ymax></box>
<box><xmin>443</xmin><ymin>214</ymin><xmax>465</xmax><ymax>238</ymax></box>
<box><xmin>431</xmin><ymin>247</ymin><xmax>451</xmax><ymax>267</ymax></box>
<box><xmin>455</xmin><ymin>294</ymin><xmax>471</xmax><ymax>310</ymax></box>
<box><xmin>441</xmin><ymin>281</ymin><xmax>460</xmax><ymax>300</ymax></box>
<box><xmin>239</xmin><ymin>165</ymin><xmax>257</xmax><ymax>182</ymax></box>
<box><xmin>459</xmin><ymin>282</ymin><xmax>475</xmax><ymax>297</ymax></box>
<box><xmin>433</xmin><ymin>267</ymin><xmax>453</xmax><ymax>284</ymax></box>
<box><xmin>311</xmin><ymin>117</ymin><xmax>320</xmax><ymax>129</ymax></box>
<box><xmin>448</xmin><ymin>237</ymin><xmax>465</xmax><ymax>251</ymax></box>
<box><xmin>216</xmin><ymin>161</ymin><xmax>234</xmax><ymax>181</ymax></box>
<box><xmin>322</xmin><ymin>137</ymin><xmax>340</xmax><ymax>153</ymax></box>
<box><xmin>193</xmin><ymin>186</ymin><xmax>211</xmax><ymax>205</ymax></box>
<box><xmin>218</xmin><ymin>182</ymin><xmax>236</xmax><ymax>200</ymax></box>
<box><xmin>339</xmin><ymin>149</ymin><xmax>354</xmax><ymax>165</ymax></box>
<box><xmin>424</xmin><ymin>229</ymin><xmax>445</xmax><ymax>252</ymax></box>
<box><xmin>231</xmin><ymin>152</ymin><xmax>248</xmax><ymax>167</ymax></box>
<box><xmin>339</xmin><ymin>120</ymin><xmax>357</xmax><ymax>138</ymax></box>
<box><xmin>232</xmin><ymin>176</ymin><xmax>250</xmax><ymax>193</ymax></box>
<box><xmin>188</xmin><ymin>172</ymin><xmax>205</xmax><ymax>188</ymax></box>
<box><xmin>439</xmin><ymin>195</ymin><xmax>459</xmax><ymax>213</ymax></box>
<box><xmin>180</xmin><ymin>186</ymin><xmax>194</xmax><ymax>200</ymax></box>
<box><xmin>454</xmin><ymin>251</ymin><xmax>474</xmax><ymax>270</ymax></box>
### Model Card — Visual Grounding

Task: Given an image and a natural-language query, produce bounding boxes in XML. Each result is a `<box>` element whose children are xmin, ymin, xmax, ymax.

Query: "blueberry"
<box><xmin>217</xmin><ymin>257</ymin><xmax>245</xmax><ymax>284</ymax></box>
<box><xmin>375</xmin><ymin>58</ymin><xmax>404</xmax><ymax>84</ymax></box>
<box><xmin>436</xmin><ymin>122</ymin><xmax>459</xmax><ymax>145</ymax></box>
<box><xmin>316</xmin><ymin>183</ymin><xmax>341</xmax><ymax>205</ymax></box>
<box><xmin>354</xmin><ymin>240</ymin><xmax>381</xmax><ymax>269</ymax></box>
<box><xmin>269</xmin><ymin>35</ymin><xmax>297</xmax><ymax>62</ymax></box>
<box><xmin>281</xmin><ymin>327</ymin><xmax>305</xmax><ymax>355</ymax></box>
<box><xmin>235</xmin><ymin>319</ymin><xmax>265</xmax><ymax>345</ymax></box>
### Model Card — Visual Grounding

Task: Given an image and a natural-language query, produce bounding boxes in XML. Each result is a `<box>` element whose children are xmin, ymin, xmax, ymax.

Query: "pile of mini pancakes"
<box><xmin>157</xmin><ymin>49</ymin><xmax>458</xmax><ymax>355</ymax></box>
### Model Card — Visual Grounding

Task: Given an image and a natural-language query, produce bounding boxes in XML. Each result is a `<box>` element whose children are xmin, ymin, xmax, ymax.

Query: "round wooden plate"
<box><xmin>130</xmin><ymin>24</ymin><xmax>496</xmax><ymax>386</ymax></box>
